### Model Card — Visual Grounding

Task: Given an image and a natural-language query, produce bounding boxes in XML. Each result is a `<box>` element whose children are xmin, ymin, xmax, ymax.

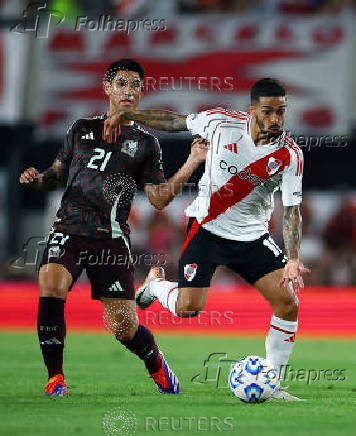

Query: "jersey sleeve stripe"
<box><xmin>284</xmin><ymin>136</ymin><xmax>303</xmax><ymax>176</ymax></box>
<box><xmin>294</xmin><ymin>147</ymin><xmax>301</xmax><ymax>176</ymax></box>
<box><xmin>297</xmin><ymin>148</ymin><xmax>304</xmax><ymax>176</ymax></box>
<box><xmin>291</xmin><ymin>145</ymin><xmax>303</xmax><ymax>176</ymax></box>
<box><xmin>205</xmin><ymin>109</ymin><xmax>249</xmax><ymax>120</ymax></box>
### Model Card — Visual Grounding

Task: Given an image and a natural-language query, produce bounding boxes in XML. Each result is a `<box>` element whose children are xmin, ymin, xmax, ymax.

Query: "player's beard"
<box><xmin>256</xmin><ymin>115</ymin><xmax>282</xmax><ymax>142</ymax></box>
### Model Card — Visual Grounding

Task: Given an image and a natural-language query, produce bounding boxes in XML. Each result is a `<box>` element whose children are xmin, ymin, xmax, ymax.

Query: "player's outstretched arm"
<box><xmin>103</xmin><ymin>110</ymin><xmax>188</xmax><ymax>141</ymax></box>
<box><xmin>19</xmin><ymin>160</ymin><xmax>68</xmax><ymax>192</ymax></box>
<box><xmin>283</xmin><ymin>205</ymin><xmax>301</xmax><ymax>261</ymax></box>
<box><xmin>144</xmin><ymin>138</ymin><xmax>209</xmax><ymax>210</ymax></box>
<box><xmin>280</xmin><ymin>205</ymin><xmax>310</xmax><ymax>292</ymax></box>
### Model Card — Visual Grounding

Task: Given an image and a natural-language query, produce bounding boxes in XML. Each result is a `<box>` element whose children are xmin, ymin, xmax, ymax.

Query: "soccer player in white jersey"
<box><xmin>104</xmin><ymin>78</ymin><xmax>310</xmax><ymax>400</ymax></box>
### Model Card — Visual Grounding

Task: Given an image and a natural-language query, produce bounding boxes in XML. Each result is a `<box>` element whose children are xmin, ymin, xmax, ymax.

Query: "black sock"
<box><xmin>37</xmin><ymin>297</ymin><xmax>66</xmax><ymax>379</ymax></box>
<box><xmin>117</xmin><ymin>325</ymin><xmax>161</xmax><ymax>374</ymax></box>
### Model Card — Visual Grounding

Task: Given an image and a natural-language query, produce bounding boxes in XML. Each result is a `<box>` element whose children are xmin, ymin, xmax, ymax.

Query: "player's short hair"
<box><xmin>104</xmin><ymin>59</ymin><xmax>144</xmax><ymax>83</ymax></box>
<box><xmin>250</xmin><ymin>78</ymin><xmax>286</xmax><ymax>104</ymax></box>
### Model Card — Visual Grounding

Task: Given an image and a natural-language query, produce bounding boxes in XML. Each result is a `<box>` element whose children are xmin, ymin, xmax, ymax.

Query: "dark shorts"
<box><xmin>39</xmin><ymin>231</ymin><xmax>135</xmax><ymax>300</ymax></box>
<box><xmin>178</xmin><ymin>218</ymin><xmax>287</xmax><ymax>288</ymax></box>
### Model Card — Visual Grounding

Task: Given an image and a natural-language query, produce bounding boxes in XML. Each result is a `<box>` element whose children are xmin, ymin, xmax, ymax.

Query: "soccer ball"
<box><xmin>228</xmin><ymin>355</ymin><xmax>277</xmax><ymax>403</ymax></box>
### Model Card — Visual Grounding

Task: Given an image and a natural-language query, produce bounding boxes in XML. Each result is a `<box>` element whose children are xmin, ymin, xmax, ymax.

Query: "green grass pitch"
<box><xmin>1</xmin><ymin>332</ymin><xmax>355</xmax><ymax>436</ymax></box>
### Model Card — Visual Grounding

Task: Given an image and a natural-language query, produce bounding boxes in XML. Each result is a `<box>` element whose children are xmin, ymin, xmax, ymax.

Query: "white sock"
<box><xmin>265</xmin><ymin>314</ymin><xmax>298</xmax><ymax>387</ymax></box>
<box><xmin>150</xmin><ymin>280</ymin><xmax>179</xmax><ymax>316</ymax></box>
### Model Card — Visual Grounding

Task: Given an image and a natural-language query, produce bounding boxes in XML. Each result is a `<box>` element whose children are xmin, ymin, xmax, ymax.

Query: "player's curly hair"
<box><xmin>251</xmin><ymin>78</ymin><xmax>286</xmax><ymax>103</ymax></box>
<box><xmin>104</xmin><ymin>59</ymin><xmax>144</xmax><ymax>83</ymax></box>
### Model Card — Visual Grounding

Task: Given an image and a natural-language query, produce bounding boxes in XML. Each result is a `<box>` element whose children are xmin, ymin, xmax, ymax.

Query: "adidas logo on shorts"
<box><xmin>108</xmin><ymin>281</ymin><xmax>124</xmax><ymax>292</ymax></box>
<box><xmin>40</xmin><ymin>337</ymin><xmax>62</xmax><ymax>345</ymax></box>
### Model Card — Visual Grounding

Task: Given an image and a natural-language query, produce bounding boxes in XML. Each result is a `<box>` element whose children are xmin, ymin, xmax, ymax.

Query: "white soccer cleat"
<box><xmin>270</xmin><ymin>387</ymin><xmax>306</xmax><ymax>401</ymax></box>
<box><xmin>136</xmin><ymin>267</ymin><xmax>165</xmax><ymax>310</ymax></box>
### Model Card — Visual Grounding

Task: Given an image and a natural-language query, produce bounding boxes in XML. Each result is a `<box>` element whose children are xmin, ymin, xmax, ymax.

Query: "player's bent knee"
<box><xmin>176</xmin><ymin>302</ymin><xmax>203</xmax><ymax>318</ymax></box>
<box><xmin>275</xmin><ymin>298</ymin><xmax>299</xmax><ymax>320</ymax></box>
<box><xmin>176</xmin><ymin>288</ymin><xmax>207</xmax><ymax>317</ymax></box>
<box><xmin>115</xmin><ymin>325</ymin><xmax>138</xmax><ymax>342</ymax></box>
<box><xmin>39</xmin><ymin>264</ymin><xmax>71</xmax><ymax>299</ymax></box>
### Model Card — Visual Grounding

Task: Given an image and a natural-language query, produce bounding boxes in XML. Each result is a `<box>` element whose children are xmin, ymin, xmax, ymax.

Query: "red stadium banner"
<box><xmin>1</xmin><ymin>282</ymin><xmax>356</xmax><ymax>337</ymax></box>
<box><xmin>38</xmin><ymin>15</ymin><xmax>353</xmax><ymax>137</ymax></box>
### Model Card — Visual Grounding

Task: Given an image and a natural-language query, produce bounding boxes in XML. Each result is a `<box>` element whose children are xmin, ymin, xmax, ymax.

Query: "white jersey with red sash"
<box><xmin>184</xmin><ymin>108</ymin><xmax>303</xmax><ymax>248</ymax></box>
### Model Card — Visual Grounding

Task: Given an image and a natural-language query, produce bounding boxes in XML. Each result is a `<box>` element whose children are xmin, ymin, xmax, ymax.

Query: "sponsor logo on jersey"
<box><xmin>266</xmin><ymin>157</ymin><xmax>282</xmax><ymax>175</ymax></box>
<box><xmin>219</xmin><ymin>160</ymin><xmax>261</xmax><ymax>186</ymax></box>
<box><xmin>184</xmin><ymin>263</ymin><xmax>198</xmax><ymax>282</ymax></box>
<box><xmin>81</xmin><ymin>131</ymin><xmax>95</xmax><ymax>140</ymax></box>
<box><xmin>224</xmin><ymin>143</ymin><xmax>238</xmax><ymax>154</ymax></box>
<box><xmin>121</xmin><ymin>140</ymin><xmax>138</xmax><ymax>157</ymax></box>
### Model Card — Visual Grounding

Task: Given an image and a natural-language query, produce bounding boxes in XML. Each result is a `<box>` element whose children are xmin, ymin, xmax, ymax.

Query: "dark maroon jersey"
<box><xmin>52</xmin><ymin>115</ymin><xmax>165</xmax><ymax>239</ymax></box>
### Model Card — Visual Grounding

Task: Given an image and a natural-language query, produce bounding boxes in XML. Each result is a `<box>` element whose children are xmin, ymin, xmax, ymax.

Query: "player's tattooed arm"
<box><xmin>282</xmin><ymin>205</ymin><xmax>301</xmax><ymax>260</ymax></box>
<box><xmin>280</xmin><ymin>205</ymin><xmax>310</xmax><ymax>291</ymax></box>
<box><xmin>19</xmin><ymin>160</ymin><xmax>68</xmax><ymax>191</ymax></box>
<box><xmin>123</xmin><ymin>110</ymin><xmax>188</xmax><ymax>131</ymax></box>
<box><xmin>103</xmin><ymin>110</ymin><xmax>188</xmax><ymax>140</ymax></box>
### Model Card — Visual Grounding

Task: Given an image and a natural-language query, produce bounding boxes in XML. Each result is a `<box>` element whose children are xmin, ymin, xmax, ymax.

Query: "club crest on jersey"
<box><xmin>266</xmin><ymin>157</ymin><xmax>282</xmax><ymax>176</ymax></box>
<box><xmin>121</xmin><ymin>140</ymin><xmax>138</xmax><ymax>157</ymax></box>
<box><xmin>184</xmin><ymin>263</ymin><xmax>198</xmax><ymax>282</ymax></box>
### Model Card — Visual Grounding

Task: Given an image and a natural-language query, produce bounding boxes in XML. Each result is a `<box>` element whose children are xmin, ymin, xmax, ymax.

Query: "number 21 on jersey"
<box><xmin>87</xmin><ymin>148</ymin><xmax>112</xmax><ymax>172</ymax></box>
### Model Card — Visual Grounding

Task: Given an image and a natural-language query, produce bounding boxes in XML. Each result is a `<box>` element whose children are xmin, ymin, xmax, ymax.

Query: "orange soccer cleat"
<box><xmin>43</xmin><ymin>374</ymin><xmax>67</xmax><ymax>397</ymax></box>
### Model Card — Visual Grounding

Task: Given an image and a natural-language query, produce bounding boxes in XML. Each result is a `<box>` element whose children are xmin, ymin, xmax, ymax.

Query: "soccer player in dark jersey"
<box><xmin>19</xmin><ymin>59</ymin><xmax>208</xmax><ymax>396</ymax></box>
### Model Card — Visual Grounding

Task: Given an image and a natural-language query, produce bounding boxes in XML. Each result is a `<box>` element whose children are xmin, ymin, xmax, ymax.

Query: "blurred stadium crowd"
<box><xmin>0</xmin><ymin>0</ymin><xmax>355</xmax><ymax>287</ymax></box>
<box><xmin>2</xmin><ymin>0</ymin><xmax>356</xmax><ymax>16</ymax></box>
<box><xmin>119</xmin><ymin>193</ymin><xmax>356</xmax><ymax>286</ymax></box>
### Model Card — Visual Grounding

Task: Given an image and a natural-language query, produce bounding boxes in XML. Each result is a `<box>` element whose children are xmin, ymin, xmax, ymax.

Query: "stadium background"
<box><xmin>0</xmin><ymin>2</ymin><xmax>356</xmax><ymax>435</ymax></box>
<box><xmin>1</xmin><ymin>0</ymin><xmax>355</xmax><ymax>328</ymax></box>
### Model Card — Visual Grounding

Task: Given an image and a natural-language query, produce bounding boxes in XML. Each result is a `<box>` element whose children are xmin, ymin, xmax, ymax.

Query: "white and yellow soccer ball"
<box><xmin>228</xmin><ymin>355</ymin><xmax>278</xmax><ymax>403</ymax></box>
